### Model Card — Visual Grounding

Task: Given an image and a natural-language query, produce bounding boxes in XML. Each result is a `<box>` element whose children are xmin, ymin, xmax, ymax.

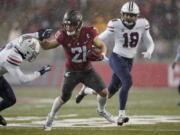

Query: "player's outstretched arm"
<box><xmin>40</xmin><ymin>39</ymin><xmax>60</xmax><ymax>50</ymax></box>
<box><xmin>5</xmin><ymin>63</ymin><xmax>51</xmax><ymax>84</ymax></box>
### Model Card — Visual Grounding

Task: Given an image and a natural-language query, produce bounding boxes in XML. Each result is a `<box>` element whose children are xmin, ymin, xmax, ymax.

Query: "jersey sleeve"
<box><xmin>144</xmin><ymin>18</ymin><xmax>150</xmax><ymax>30</ymax></box>
<box><xmin>55</xmin><ymin>30</ymin><xmax>64</xmax><ymax>44</ymax></box>
<box><xmin>89</xmin><ymin>26</ymin><xmax>98</xmax><ymax>39</ymax></box>
<box><xmin>4</xmin><ymin>62</ymin><xmax>40</xmax><ymax>84</ymax></box>
<box><xmin>106</xmin><ymin>19</ymin><xmax>117</xmax><ymax>32</ymax></box>
<box><xmin>6</xmin><ymin>53</ymin><xmax>23</xmax><ymax>66</ymax></box>
<box><xmin>98</xmin><ymin>20</ymin><xmax>115</xmax><ymax>45</ymax></box>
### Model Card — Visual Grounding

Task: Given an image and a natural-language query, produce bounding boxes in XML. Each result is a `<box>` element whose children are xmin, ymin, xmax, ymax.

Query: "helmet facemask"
<box><xmin>120</xmin><ymin>1</ymin><xmax>140</xmax><ymax>28</ymax></box>
<box><xmin>16</xmin><ymin>37</ymin><xmax>40</xmax><ymax>62</ymax></box>
<box><xmin>63</xmin><ymin>10</ymin><xmax>83</xmax><ymax>36</ymax></box>
<box><xmin>121</xmin><ymin>13</ymin><xmax>138</xmax><ymax>27</ymax></box>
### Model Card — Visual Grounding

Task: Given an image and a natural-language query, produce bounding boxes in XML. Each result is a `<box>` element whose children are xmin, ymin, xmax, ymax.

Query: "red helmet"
<box><xmin>63</xmin><ymin>10</ymin><xmax>83</xmax><ymax>35</ymax></box>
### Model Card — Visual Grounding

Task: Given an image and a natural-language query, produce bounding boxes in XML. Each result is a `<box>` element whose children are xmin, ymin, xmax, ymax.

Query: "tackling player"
<box><xmin>40</xmin><ymin>10</ymin><xmax>115</xmax><ymax>131</ymax></box>
<box><xmin>0</xmin><ymin>30</ymin><xmax>52</xmax><ymax>126</ymax></box>
<box><xmin>76</xmin><ymin>1</ymin><xmax>155</xmax><ymax>126</ymax></box>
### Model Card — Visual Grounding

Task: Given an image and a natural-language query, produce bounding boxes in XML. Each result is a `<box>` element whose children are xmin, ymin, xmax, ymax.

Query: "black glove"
<box><xmin>39</xmin><ymin>65</ymin><xmax>51</xmax><ymax>75</ymax></box>
<box><xmin>38</xmin><ymin>28</ymin><xmax>53</xmax><ymax>41</ymax></box>
<box><xmin>172</xmin><ymin>62</ymin><xmax>176</xmax><ymax>69</ymax></box>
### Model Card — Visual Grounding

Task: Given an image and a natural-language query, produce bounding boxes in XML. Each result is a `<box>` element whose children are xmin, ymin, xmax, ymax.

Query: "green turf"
<box><xmin>0</xmin><ymin>87</ymin><xmax>180</xmax><ymax>135</ymax></box>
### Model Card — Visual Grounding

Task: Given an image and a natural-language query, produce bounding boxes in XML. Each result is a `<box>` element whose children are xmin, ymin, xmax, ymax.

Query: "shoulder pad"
<box><xmin>107</xmin><ymin>19</ymin><xmax>120</xmax><ymax>32</ymax></box>
<box><xmin>138</xmin><ymin>18</ymin><xmax>150</xmax><ymax>30</ymax></box>
<box><xmin>7</xmin><ymin>52</ymin><xmax>22</xmax><ymax>66</ymax></box>
<box><xmin>111</xmin><ymin>18</ymin><xmax>119</xmax><ymax>22</ymax></box>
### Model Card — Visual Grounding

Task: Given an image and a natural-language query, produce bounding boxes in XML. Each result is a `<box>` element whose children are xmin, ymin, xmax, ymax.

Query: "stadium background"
<box><xmin>0</xmin><ymin>0</ymin><xmax>180</xmax><ymax>88</ymax></box>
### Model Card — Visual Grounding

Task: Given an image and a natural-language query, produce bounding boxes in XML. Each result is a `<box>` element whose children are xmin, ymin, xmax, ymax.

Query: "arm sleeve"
<box><xmin>98</xmin><ymin>20</ymin><xmax>115</xmax><ymax>45</ymax></box>
<box><xmin>142</xmin><ymin>29</ymin><xmax>155</xmax><ymax>54</ymax></box>
<box><xmin>174</xmin><ymin>45</ymin><xmax>180</xmax><ymax>62</ymax></box>
<box><xmin>55</xmin><ymin>30</ymin><xmax>64</xmax><ymax>44</ymax></box>
<box><xmin>4</xmin><ymin>62</ymin><xmax>41</xmax><ymax>84</ymax></box>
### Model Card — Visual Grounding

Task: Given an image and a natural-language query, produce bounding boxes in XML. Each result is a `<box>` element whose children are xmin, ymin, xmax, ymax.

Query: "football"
<box><xmin>87</xmin><ymin>46</ymin><xmax>103</xmax><ymax>61</ymax></box>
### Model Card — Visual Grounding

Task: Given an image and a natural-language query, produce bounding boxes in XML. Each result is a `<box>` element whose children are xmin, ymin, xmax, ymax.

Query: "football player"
<box><xmin>40</xmin><ymin>10</ymin><xmax>115</xmax><ymax>131</ymax></box>
<box><xmin>172</xmin><ymin>45</ymin><xmax>180</xmax><ymax>106</ymax></box>
<box><xmin>76</xmin><ymin>1</ymin><xmax>155</xmax><ymax>126</ymax></box>
<box><xmin>0</xmin><ymin>29</ymin><xmax>52</xmax><ymax>126</ymax></box>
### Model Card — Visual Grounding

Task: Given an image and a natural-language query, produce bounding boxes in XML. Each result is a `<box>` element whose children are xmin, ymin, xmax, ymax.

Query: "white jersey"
<box><xmin>99</xmin><ymin>18</ymin><xmax>154</xmax><ymax>58</ymax></box>
<box><xmin>0</xmin><ymin>33</ymin><xmax>40</xmax><ymax>83</ymax></box>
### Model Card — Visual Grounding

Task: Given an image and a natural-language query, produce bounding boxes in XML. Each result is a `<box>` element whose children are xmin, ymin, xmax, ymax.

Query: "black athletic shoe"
<box><xmin>76</xmin><ymin>87</ymin><xmax>87</xmax><ymax>104</ymax></box>
<box><xmin>0</xmin><ymin>115</ymin><xmax>7</xmax><ymax>126</ymax></box>
<box><xmin>117</xmin><ymin>116</ymin><xmax>129</xmax><ymax>126</ymax></box>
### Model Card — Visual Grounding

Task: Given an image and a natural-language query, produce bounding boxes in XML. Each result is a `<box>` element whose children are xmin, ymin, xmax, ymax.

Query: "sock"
<box><xmin>49</xmin><ymin>97</ymin><xmax>62</xmax><ymax>117</ymax></box>
<box><xmin>97</xmin><ymin>95</ymin><xmax>107</xmax><ymax>112</ymax></box>
<box><xmin>119</xmin><ymin>110</ymin><xmax>126</xmax><ymax>117</ymax></box>
<box><xmin>84</xmin><ymin>87</ymin><xmax>94</xmax><ymax>94</ymax></box>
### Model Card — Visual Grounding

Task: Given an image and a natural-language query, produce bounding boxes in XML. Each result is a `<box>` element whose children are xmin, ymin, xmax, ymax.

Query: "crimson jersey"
<box><xmin>55</xmin><ymin>26</ymin><xmax>98</xmax><ymax>70</ymax></box>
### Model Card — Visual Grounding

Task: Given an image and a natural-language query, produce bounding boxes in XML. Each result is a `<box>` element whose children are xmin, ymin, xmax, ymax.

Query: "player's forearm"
<box><xmin>94</xmin><ymin>37</ymin><xmax>107</xmax><ymax>55</ymax></box>
<box><xmin>144</xmin><ymin>30</ymin><xmax>155</xmax><ymax>54</ymax></box>
<box><xmin>101</xmin><ymin>43</ymin><xmax>107</xmax><ymax>56</ymax></box>
<box><xmin>7</xmin><ymin>66</ymin><xmax>41</xmax><ymax>84</ymax></box>
<box><xmin>40</xmin><ymin>39</ymin><xmax>59</xmax><ymax>50</ymax></box>
<box><xmin>17</xmin><ymin>72</ymin><xmax>41</xmax><ymax>83</ymax></box>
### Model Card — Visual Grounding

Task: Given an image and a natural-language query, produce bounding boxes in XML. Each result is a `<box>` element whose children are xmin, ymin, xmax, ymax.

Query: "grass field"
<box><xmin>0</xmin><ymin>87</ymin><xmax>180</xmax><ymax>135</ymax></box>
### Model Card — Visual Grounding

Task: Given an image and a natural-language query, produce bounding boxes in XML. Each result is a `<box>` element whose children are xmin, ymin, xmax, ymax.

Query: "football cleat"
<box><xmin>43</xmin><ymin>114</ymin><xmax>54</xmax><ymax>131</ymax></box>
<box><xmin>76</xmin><ymin>86</ymin><xmax>87</xmax><ymax>104</ymax></box>
<box><xmin>0</xmin><ymin>115</ymin><xmax>7</xmax><ymax>126</ymax></box>
<box><xmin>97</xmin><ymin>109</ymin><xmax>115</xmax><ymax>123</ymax></box>
<box><xmin>117</xmin><ymin>116</ymin><xmax>129</xmax><ymax>126</ymax></box>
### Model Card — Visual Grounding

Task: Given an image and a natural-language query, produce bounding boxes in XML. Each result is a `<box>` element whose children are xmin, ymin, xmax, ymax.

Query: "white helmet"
<box><xmin>121</xmin><ymin>1</ymin><xmax>140</xmax><ymax>15</ymax></box>
<box><xmin>16</xmin><ymin>36</ymin><xmax>40</xmax><ymax>62</ymax></box>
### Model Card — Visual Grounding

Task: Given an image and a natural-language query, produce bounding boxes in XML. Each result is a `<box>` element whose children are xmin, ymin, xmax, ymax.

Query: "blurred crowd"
<box><xmin>0</xmin><ymin>0</ymin><xmax>179</xmax><ymax>62</ymax></box>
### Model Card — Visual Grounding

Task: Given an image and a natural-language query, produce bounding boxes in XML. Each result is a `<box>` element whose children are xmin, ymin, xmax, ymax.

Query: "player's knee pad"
<box><xmin>61</xmin><ymin>93</ymin><xmax>71</xmax><ymax>103</ymax></box>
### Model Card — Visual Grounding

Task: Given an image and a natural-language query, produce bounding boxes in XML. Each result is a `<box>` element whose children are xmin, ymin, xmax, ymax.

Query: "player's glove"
<box><xmin>38</xmin><ymin>28</ymin><xmax>53</xmax><ymax>41</ymax></box>
<box><xmin>39</xmin><ymin>65</ymin><xmax>51</xmax><ymax>75</ymax></box>
<box><xmin>142</xmin><ymin>51</ymin><xmax>152</xmax><ymax>59</ymax></box>
<box><xmin>102</xmin><ymin>55</ymin><xmax>109</xmax><ymax>63</ymax></box>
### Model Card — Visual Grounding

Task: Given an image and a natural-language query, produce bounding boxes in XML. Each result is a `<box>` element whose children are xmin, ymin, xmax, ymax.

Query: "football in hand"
<box><xmin>87</xmin><ymin>47</ymin><xmax>103</xmax><ymax>61</ymax></box>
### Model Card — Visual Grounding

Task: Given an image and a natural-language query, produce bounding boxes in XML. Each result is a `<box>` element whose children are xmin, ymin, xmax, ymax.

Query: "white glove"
<box><xmin>101</xmin><ymin>53</ymin><xmax>109</xmax><ymax>63</ymax></box>
<box><xmin>142</xmin><ymin>51</ymin><xmax>152</xmax><ymax>59</ymax></box>
<box><xmin>103</xmin><ymin>55</ymin><xmax>109</xmax><ymax>63</ymax></box>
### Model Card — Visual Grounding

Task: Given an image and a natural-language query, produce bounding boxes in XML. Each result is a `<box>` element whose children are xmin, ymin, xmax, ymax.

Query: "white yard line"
<box><xmin>1</xmin><ymin>115</ymin><xmax>180</xmax><ymax>129</ymax></box>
